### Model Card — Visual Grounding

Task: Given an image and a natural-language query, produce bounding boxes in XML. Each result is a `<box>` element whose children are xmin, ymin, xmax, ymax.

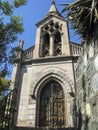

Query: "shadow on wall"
<box><xmin>73</xmin><ymin>107</ymin><xmax>90</xmax><ymax>130</ymax></box>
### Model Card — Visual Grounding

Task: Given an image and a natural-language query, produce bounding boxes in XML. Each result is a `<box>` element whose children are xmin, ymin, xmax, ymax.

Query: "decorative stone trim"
<box><xmin>30</xmin><ymin>66</ymin><xmax>74</xmax><ymax>98</ymax></box>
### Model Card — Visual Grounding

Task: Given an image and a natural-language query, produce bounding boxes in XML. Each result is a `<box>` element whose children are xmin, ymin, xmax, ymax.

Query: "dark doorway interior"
<box><xmin>39</xmin><ymin>81</ymin><xmax>65</xmax><ymax>128</ymax></box>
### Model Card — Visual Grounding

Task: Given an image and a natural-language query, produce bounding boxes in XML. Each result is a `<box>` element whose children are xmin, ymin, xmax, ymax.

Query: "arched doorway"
<box><xmin>39</xmin><ymin>80</ymin><xmax>65</xmax><ymax>128</ymax></box>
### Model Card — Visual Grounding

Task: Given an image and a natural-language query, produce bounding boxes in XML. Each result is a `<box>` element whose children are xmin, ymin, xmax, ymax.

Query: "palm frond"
<box><xmin>62</xmin><ymin>0</ymin><xmax>98</xmax><ymax>40</ymax></box>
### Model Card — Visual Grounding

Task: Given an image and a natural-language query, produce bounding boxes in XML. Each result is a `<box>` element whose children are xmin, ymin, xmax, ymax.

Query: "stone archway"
<box><xmin>30</xmin><ymin>66</ymin><xmax>74</xmax><ymax>97</ymax></box>
<box><xmin>30</xmin><ymin>66</ymin><xmax>74</xmax><ymax>127</ymax></box>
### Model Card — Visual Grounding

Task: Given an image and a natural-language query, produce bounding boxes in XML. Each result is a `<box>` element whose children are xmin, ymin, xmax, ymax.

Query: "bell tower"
<box><xmin>33</xmin><ymin>1</ymin><xmax>70</xmax><ymax>58</ymax></box>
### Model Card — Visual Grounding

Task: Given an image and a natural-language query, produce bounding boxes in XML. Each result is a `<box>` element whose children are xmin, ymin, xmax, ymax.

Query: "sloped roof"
<box><xmin>36</xmin><ymin>1</ymin><xmax>65</xmax><ymax>27</ymax></box>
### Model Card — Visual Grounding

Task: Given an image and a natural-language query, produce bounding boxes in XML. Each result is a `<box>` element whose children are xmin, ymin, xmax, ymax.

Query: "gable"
<box><xmin>36</xmin><ymin>15</ymin><xmax>67</xmax><ymax>27</ymax></box>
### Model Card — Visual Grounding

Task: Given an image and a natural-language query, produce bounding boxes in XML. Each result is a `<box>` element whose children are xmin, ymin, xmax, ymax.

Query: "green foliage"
<box><xmin>62</xmin><ymin>0</ymin><xmax>98</xmax><ymax>40</ymax></box>
<box><xmin>0</xmin><ymin>77</ymin><xmax>10</xmax><ymax>94</ymax></box>
<box><xmin>13</xmin><ymin>0</ymin><xmax>27</xmax><ymax>8</ymax></box>
<box><xmin>0</xmin><ymin>0</ymin><xmax>27</xmax><ymax>80</ymax></box>
<box><xmin>0</xmin><ymin>0</ymin><xmax>28</xmax><ymax>94</ymax></box>
<box><xmin>0</xmin><ymin>1</ymin><xmax>13</xmax><ymax>16</ymax></box>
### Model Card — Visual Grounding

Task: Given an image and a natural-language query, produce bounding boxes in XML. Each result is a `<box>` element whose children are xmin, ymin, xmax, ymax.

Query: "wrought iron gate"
<box><xmin>0</xmin><ymin>89</ymin><xmax>16</xmax><ymax>128</ymax></box>
<box><xmin>39</xmin><ymin>81</ymin><xmax>65</xmax><ymax>128</ymax></box>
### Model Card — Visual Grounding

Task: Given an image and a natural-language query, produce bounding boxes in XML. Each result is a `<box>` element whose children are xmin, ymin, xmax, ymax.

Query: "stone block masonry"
<box><xmin>75</xmin><ymin>41</ymin><xmax>98</xmax><ymax>130</ymax></box>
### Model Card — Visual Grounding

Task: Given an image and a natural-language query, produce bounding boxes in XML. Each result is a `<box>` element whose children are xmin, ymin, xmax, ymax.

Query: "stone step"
<box><xmin>0</xmin><ymin>127</ymin><xmax>75</xmax><ymax>130</ymax></box>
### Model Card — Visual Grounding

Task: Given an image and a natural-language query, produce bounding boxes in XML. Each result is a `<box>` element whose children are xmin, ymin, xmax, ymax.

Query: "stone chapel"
<box><xmin>11</xmin><ymin>1</ymin><xmax>82</xmax><ymax>128</ymax></box>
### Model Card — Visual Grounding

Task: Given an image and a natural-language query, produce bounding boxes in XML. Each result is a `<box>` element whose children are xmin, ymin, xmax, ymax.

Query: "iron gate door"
<box><xmin>39</xmin><ymin>81</ymin><xmax>65</xmax><ymax>128</ymax></box>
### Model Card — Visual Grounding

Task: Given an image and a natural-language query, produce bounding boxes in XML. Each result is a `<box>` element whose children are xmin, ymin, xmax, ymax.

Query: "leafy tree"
<box><xmin>0</xmin><ymin>77</ymin><xmax>10</xmax><ymax>95</ymax></box>
<box><xmin>0</xmin><ymin>0</ymin><xmax>28</xmax><ymax>94</ymax></box>
<box><xmin>62</xmin><ymin>0</ymin><xmax>98</xmax><ymax>41</ymax></box>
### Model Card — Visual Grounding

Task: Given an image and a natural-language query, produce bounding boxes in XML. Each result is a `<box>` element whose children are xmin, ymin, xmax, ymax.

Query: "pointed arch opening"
<box><xmin>54</xmin><ymin>32</ymin><xmax>62</xmax><ymax>55</ymax></box>
<box><xmin>38</xmin><ymin>80</ymin><xmax>66</xmax><ymax>128</ymax></box>
<box><xmin>44</xmin><ymin>33</ymin><xmax>50</xmax><ymax>45</ymax></box>
<box><xmin>54</xmin><ymin>31</ymin><xmax>61</xmax><ymax>44</ymax></box>
<box><xmin>43</xmin><ymin>33</ymin><xmax>50</xmax><ymax>56</ymax></box>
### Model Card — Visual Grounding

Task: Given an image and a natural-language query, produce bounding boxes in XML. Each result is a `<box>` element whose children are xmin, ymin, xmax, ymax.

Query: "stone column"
<box><xmin>61</xmin><ymin>33</ymin><xmax>69</xmax><ymax>55</ymax></box>
<box><xmin>10</xmin><ymin>40</ymin><xmax>24</xmax><ymax>125</ymax></box>
<box><xmin>50</xmin><ymin>34</ymin><xmax>54</xmax><ymax>56</ymax></box>
<box><xmin>39</xmin><ymin>36</ymin><xmax>44</xmax><ymax>57</ymax></box>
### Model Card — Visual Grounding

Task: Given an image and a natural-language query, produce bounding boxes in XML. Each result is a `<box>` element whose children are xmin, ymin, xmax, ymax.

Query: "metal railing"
<box><xmin>0</xmin><ymin>89</ymin><xmax>17</xmax><ymax>128</ymax></box>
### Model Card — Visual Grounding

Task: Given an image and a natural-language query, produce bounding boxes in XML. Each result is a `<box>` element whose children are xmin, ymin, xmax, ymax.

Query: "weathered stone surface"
<box><xmin>95</xmin><ymin>55</ymin><xmax>98</xmax><ymax>71</ymax></box>
<box><xmin>85</xmin><ymin>103</ymin><xmax>91</xmax><ymax>117</ymax></box>
<box><xmin>91</xmin><ymin>74</ymin><xmax>98</xmax><ymax>92</ymax></box>
<box><xmin>76</xmin><ymin>39</ymin><xmax>98</xmax><ymax>130</ymax></box>
<box><xmin>89</xmin><ymin>45</ymin><xmax>94</xmax><ymax>58</ymax></box>
<box><xmin>86</xmin><ymin>63</ymin><xmax>95</xmax><ymax>80</ymax></box>
<box><xmin>83</xmin><ymin>52</ymin><xmax>88</xmax><ymax>66</ymax></box>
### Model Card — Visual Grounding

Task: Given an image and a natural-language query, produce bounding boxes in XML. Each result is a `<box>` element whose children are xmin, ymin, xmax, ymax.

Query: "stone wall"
<box><xmin>75</xmin><ymin>41</ymin><xmax>98</xmax><ymax>130</ymax></box>
<box><xmin>15</xmin><ymin>56</ymin><xmax>76</xmax><ymax>127</ymax></box>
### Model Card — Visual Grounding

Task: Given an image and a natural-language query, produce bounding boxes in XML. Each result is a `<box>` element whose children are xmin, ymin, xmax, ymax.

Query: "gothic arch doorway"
<box><xmin>38</xmin><ymin>80</ymin><xmax>65</xmax><ymax>128</ymax></box>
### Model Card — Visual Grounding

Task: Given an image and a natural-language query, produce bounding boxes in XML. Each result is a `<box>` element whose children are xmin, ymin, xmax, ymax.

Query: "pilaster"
<box><xmin>50</xmin><ymin>34</ymin><xmax>54</xmax><ymax>56</ymax></box>
<box><xmin>39</xmin><ymin>36</ymin><xmax>44</xmax><ymax>57</ymax></box>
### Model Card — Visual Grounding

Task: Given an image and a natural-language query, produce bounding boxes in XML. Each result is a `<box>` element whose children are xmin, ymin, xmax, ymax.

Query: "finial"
<box><xmin>19</xmin><ymin>40</ymin><xmax>24</xmax><ymax>49</ymax></box>
<box><xmin>52</xmin><ymin>0</ymin><xmax>55</xmax><ymax>5</ymax></box>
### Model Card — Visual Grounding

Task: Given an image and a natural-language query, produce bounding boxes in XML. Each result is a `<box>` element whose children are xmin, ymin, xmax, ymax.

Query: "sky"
<box><xmin>14</xmin><ymin>0</ymin><xmax>82</xmax><ymax>50</ymax></box>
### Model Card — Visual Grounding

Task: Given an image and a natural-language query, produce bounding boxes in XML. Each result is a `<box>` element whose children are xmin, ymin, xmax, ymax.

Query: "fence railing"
<box><xmin>0</xmin><ymin>89</ymin><xmax>17</xmax><ymax>128</ymax></box>
<box><xmin>22</xmin><ymin>47</ymin><xmax>34</xmax><ymax>61</ymax></box>
<box><xmin>71</xmin><ymin>43</ymin><xmax>83</xmax><ymax>56</ymax></box>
